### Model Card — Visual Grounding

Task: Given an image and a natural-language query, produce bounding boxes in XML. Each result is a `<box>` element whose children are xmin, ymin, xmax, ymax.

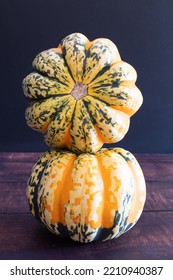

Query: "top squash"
<box><xmin>22</xmin><ymin>33</ymin><xmax>143</xmax><ymax>153</ymax></box>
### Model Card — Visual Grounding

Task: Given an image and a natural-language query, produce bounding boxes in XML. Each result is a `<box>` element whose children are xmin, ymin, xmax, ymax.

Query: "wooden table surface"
<box><xmin>0</xmin><ymin>153</ymin><xmax>173</xmax><ymax>260</ymax></box>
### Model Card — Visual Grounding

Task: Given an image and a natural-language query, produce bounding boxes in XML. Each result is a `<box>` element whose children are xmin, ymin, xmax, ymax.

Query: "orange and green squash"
<box><xmin>22</xmin><ymin>33</ymin><xmax>143</xmax><ymax>154</ymax></box>
<box><xmin>27</xmin><ymin>147</ymin><xmax>146</xmax><ymax>243</ymax></box>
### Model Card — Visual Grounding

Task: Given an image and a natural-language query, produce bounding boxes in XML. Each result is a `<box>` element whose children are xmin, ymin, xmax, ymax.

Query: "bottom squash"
<box><xmin>26</xmin><ymin>148</ymin><xmax>146</xmax><ymax>243</ymax></box>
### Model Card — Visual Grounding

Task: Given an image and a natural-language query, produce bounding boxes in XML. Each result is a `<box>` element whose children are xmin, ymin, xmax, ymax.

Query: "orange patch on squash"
<box><xmin>85</xmin><ymin>40</ymin><xmax>92</xmax><ymax>50</ymax></box>
<box><xmin>110</xmin><ymin>105</ymin><xmax>134</xmax><ymax>117</ymax></box>
<box><xmin>73</xmin><ymin>216</ymin><xmax>80</xmax><ymax>223</ymax></box>
<box><xmin>45</xmin><ymin>155</ymin><xmax>76</xmax><ymax>225</ymax></box>
<box><xmin>51</xmin><ymin>44</ymin><xmax>63</xmax><ymax>54</ymax></box>
<box><xmin>40</xmin><ymin>121</ymin><xmax>50</xmax><ymax>133</ymax></box>
<box><xmin>96</xmin><ymin>154</ymin><xmax>120</xmax><ymax>228</ymax></box>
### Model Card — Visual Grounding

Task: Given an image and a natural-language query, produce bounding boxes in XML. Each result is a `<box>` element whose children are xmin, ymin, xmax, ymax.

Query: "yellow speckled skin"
<box><xmin>26</xmin><ymin>148</ymin><xmax>146</xmax><ymax>243</ymax></box>
<box><xmin>22</xmin><ymin>33</ymin><xmax>143</xmax><ymax>153</ymax></box>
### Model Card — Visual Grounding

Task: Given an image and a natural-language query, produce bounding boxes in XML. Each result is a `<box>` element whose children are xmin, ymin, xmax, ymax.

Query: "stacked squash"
<box><xmin>23</xmin><ymin>33</ymin><xmax>146</xmax><ymax>243</ymax></box>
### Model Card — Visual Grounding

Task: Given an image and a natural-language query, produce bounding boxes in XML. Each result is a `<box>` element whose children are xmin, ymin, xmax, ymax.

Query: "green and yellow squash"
<box><xmin>23</xmin><ymin>33</ymin><xmax>143</xmax><ymax>153</ymax></box>
<box><xmin>27</xmin><ymin>147</ymin><xmax>146</xmax><ymax>243</ymax></box>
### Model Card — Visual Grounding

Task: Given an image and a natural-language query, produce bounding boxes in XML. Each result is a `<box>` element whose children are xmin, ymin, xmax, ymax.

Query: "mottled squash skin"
<box><xmin>23</xmin><ymin>33</ymin><xmax>143</xmax><ymax>153</ymax></box>
<box><xmin>26</xmin><ymin>148</ymin><xmax>146</xmax><ymax>243</ymax></box>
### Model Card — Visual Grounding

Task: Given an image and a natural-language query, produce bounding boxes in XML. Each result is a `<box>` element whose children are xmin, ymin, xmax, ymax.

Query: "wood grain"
<box><xmin>0</xmin><ymin>212</ymin><xmax>172</xmax><ymax>260</ymax></box>
<box><xmin>0</xmin><ymin>153</ymin><xmax>173</xmax><ymax>259</ymax></box>
<box><xmin>1</xmin><ymin>152</ymin><xmax>173</xmax><ymax>162</ymax></box>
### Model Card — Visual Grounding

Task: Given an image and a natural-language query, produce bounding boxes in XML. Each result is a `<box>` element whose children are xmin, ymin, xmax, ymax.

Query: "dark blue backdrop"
<box><xmin>1</xmin><ymin>0</ymin><xmax>173</xmax><ymax>153</ymax></box>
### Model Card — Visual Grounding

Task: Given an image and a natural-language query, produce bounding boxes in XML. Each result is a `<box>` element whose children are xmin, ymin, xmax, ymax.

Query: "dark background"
<box><xmin>1</xmin><ymin>0</ymin><xmax>173</xmax><ymax>153</ymax></box>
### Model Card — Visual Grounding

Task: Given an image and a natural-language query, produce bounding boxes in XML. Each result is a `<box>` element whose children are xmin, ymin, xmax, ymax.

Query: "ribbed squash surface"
<box><xmin>27</xmin><ymin>148</ymin><xmax>146</xmax><ymax>243</ymax></box>
<box><xmin>23</xmin><ymin>33</ymin><xmax>143</xmax><ymax>153</ymax></box>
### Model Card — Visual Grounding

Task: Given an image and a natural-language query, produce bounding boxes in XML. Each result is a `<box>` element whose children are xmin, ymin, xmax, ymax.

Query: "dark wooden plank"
<box><xmin>141</xmin><ymin>162</ymin><xmax>173</xmax><ymax>182</ymax></box>
<box><xmin>135</xmin><ymin>154</ymin><xmax>173</xmax><ymax>163</ymax></box>
<box><xmin>0</xmin><ymin>161</ymin><xmax>33</xmax><ymax>182</ymax></box>
<box><xmin>0</xmin><ymin>181</ymin><xmax>29</xmax><ymax>213</ymax></box>
<box><xmin>144</xmin><ymin>181</ymin><xmax>173</xmax><ymax>211</ymax></box>
<box><xmin>1</xmin><ymin>181</ymin><xmax>173</xmax><ymax>213</ymax></box>
<box><xmin>0</xmin><ymin>153</ymin><xmax>40</xmax><ymax>162</ymax></box>
<box><xmin>1</xmin><ymin>154</ymin><xmax>173</xmax><ymax>182</ymax></box>
<box><xmin>1</xmin><ymin>153</ymin><xmax>173</xmax><ymax>163</ymax></box>
<box><xmin>0</xmin><ymin>212</ymin><xmax>172</xmax><ymax>260</ymax></box>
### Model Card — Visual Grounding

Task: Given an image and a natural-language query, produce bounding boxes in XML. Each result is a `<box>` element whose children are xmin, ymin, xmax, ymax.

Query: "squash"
<box><xmin>26</xmin><ymin>147</ymin><xmax>146</xmax><ymax>243</ymax></box>
<box><xmin>22</xmin><ymin>33</ymin><xmax>143</xmax><ymax>154</ymax></box>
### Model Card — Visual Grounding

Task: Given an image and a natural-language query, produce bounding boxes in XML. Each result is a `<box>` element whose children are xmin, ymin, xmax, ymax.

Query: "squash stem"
<box><xmin>71</xmin><ymin>82</ymin><xmax>88</xmax><ymax>101</ymax></box>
